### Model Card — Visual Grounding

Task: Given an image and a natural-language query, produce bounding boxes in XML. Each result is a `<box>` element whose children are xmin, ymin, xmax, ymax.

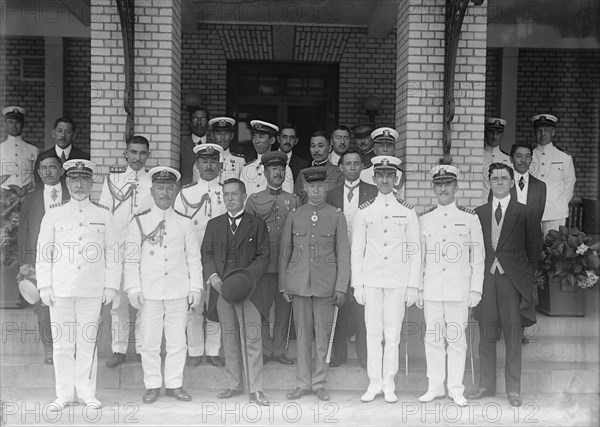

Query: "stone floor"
<box><xmin>1</xmin><ymin>387</ymin><xmax>598</xmax><ymax>426</ymax></box>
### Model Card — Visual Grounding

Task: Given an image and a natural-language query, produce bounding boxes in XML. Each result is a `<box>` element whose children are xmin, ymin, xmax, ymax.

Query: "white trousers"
<box><xmin>423</xmin><ymin>300</ymin><xmax>469</xmax><ymax>397</ymax></box>
<box><xmin>110</xmin><ymin>287</ymin><xmax>141</xmax><ymax>354</ymax></box>
<box><xmin>187</xmin><ymin>295</ymin><xmax>221</xmax><ymax>357</ymax></box>
<box><xmin>49</xmin><ymin>296</ymin><xmax>102</xmax><ymax>400</ymax></box>
<box><xmin>364</xmin><ymin>287</ymin><xmax>406</xmax><ymax>394</ymax></box>
<box><xmin>140</xmin><ymin>298</ymin><xmax>188</xmax><ymax>389</ymax></box>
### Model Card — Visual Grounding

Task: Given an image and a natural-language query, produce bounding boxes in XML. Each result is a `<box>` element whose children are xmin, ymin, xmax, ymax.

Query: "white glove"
<box><xmin>353</xmin><ymin>286</ymin><xmax>366</xmax><ymax>305</ymax></box>
<box><xmin>128</xmin><ymin>292</ymin><xmax>144</xmax><ymax>310</ymax></box>
<box><xmin>188</xmin><ymin>291</ymin><xmax>202</xmax><ymax>309</ymax></box>
<box><xmin>405</xmin><ymin>287</ymin><xmax>418</xmax><ymax>307</ymax></box>
<box><xmin>39</xmin><ymin>287</ymin><xmax>55</xmax><ymax>307</ymax></box>
<box><xmin>468</xmin><ymin>291</ymin><xmax>482</xmax><ymax>308</ymax></box>
<box><xmin>416</xmin><ymin>290</ymin><xmax>424</xmax><ymax>310</ymax></box>
<box><xmin>102</xmin><ymin>288</ymin><xmax>117</xmax><ymax>305</ymax></box>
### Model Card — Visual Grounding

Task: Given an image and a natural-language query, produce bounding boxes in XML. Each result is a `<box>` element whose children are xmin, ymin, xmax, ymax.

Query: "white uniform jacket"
<box><xmin>124</xmin><ymin>206</ymin><xmax>203</xmax><ymax>300</ymax></box>
<box><xmin>174</xmin><ymin>178</ymin><xmax>227</xmax><ymax>240</ymax></box>
<box><xmin>351</xmin><ymin>192</ymin><xmax>421</xmax><ymax>289</ymax></box>
<box><xmin>531</xmin><ymin>142</ymin><xmax>576</xmax><ymax>221</ymax></box>
<box><xmin>221</xmin><ymin>149</ymin><xmax>245</xmax><ymax>181</ymax></box>
<box><xmin>419</xmin><ymin>202</ymin><xmax>485</xmax><ymax>301</ymax></box>
<box><xmin>36</xmin><ymin>198</ymin><xmax>121</xmax><ymax>297</ymax></box>
<box><xmin>0</xmin><ymin>135</ymin><xmax>39</xmax><ymax>189</ymax></box>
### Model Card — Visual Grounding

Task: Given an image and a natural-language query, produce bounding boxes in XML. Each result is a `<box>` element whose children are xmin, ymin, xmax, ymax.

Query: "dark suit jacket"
<box><xmin>288</xmin><ymin>153</ymin><xmax>310</xmax><ymax>183</ymax></box>
<box><xmin>38</xmin><ymin>145</ymin><xmax>90</xmax><ymax>163</ymax></box>
<box><xmin>201</xmin><ymin>212</ymin><xmax>270</xmax><ymax>321</ymax></box>
<box><xmin>474</xmin><ymin>198</ymin><xmax>542</xmax><ymax>327</ymax></box>
<box><xmin>487</xmin><ymin>174</ymin><xmax>546</xmax><ymax>225</ymax></box>
<box><xmin>17</xmin><ymin>183</ymin><xmax>70</xmax><ymax>266</ymax></box>
<box><xmin>180</xmin><ymin>135</ymin><xmax>197</xmax><ymax>186</ymax></box>
<box><xmin>326</xmin><ymin>181</ymin><xmax>378</xmax><ymax>211</ymax></box>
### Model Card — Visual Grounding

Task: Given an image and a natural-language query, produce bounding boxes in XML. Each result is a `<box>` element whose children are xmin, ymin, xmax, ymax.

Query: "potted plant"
<box><xmin>536</xmin><ymin>225</ymin><xmax>600</xmax><ymax>316</ymax></box>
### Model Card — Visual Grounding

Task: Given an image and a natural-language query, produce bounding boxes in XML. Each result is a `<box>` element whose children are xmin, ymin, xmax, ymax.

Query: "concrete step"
<box><xmin>1</xmin><ymin>355</ymin><xmax>598</xmax><ymax>394</ymax></box>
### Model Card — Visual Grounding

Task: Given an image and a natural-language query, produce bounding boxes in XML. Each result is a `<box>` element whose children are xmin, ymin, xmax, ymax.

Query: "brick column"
<box><xmin>90</xmin><ymin>0</ymin><xmax>182</xmax><ymax>195</ymax></box>
<box><xmin>396</xmin><ymin>1</ymin><xmax>487</xmax><ymax>209</ymax></box>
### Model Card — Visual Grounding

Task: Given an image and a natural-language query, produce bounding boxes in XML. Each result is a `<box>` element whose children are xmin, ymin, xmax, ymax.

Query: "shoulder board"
<box><xmin>457</xmin><ymin>205</ymin><xmax>476</xmax><ymax>215</ymax></box>
<box><xmin>359</xmin><ymin>197</ymin><xmax>376</xmax><ymax>210</ymax></box>
<box><xmin>174</xmin><ymin>209</ymin><xmax>191</xmax><ymax>219</ymax></box>
<box><xmin>108</xmin><ymin>165</ymin><xmax>127</xmax><ymax>173</ymax></box>
<box><xmin>231</xmin><ymin>152</ymin><xmax>245</xmax><ymax>158</ymax></box>
<box><xmin>396</xmin><ymin>198</ymin><xmax>414</xmax><ymax>209</ymax></box>
<box><xmin>419</xmin><ymin>206</ymin><xmax>437</xmax><ymax>217</ymax></box>
<box><xmin>91</xmin><ymin>201</ymin><xmax>110</xmax><ymax>211</ymax></box>
<box><xmin>133</xmin><ymin>208</ymin><xmax>151</xmax><ymax>218</ymax></box>
<box><xmin>556</xmin><ymin>146</ymin><xmax>571</xmax><ymax>156</ymax></box>
<box><xmin>49</xmin><ymin>200</ymin><xmax>69</xmax><ymax>209</ymax></box>
<box><xmin>244</xmin><ymin>158</ymin><xmax>258</xmax><ymax>167</ymax></box>
<box><xmin>182</xmin><ymin>181</ymin><xmax>196</xmax><ymax>189</ymax></box>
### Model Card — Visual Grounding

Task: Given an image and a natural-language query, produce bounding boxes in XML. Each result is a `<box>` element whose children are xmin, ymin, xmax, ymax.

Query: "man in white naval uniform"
<box><xmin>99</xmin><ymin>135</ymin><xmax>153</xmax><ymax>367</ymax></box>
<box><xmin>36</xmin><ymin>160</ymin><xmax>120</xmax><ymax>410</ymax></box>
<box><xmin>352</xmin><ymin>155</ymin><xmax>421</xmax><ymax>404</ymax></box>
<box><xmin>359</xmin><ymin>127</ymin><xmax>404</xmax><ymax>192</ymax></box>
<box><xmin>125</xmin><ymin>166</ymin><xmax>203</xmax><ymax>404</ymax></box>
<box><xmin>529</xmin><ymin>114</ymin><xmax>576</xmax><ymax>236</ymax></box>
<box><xmin>0</xmin><ymin>106</ymin><xmax>39</xmax><ymax>191</ymax></box>
<box><xmin>241</xmin><ymin>120</ymin><xmax>294</xmax><ymax>195</ymax></box>
<box><xmin>208</xmin><ymin>117</ymin><xmax>245</xmax><ymax>182</ymax></box>
<box><xmin>417</xmin><ymin>165</ymin><xmax>485</xmax><ymax>407</ymax></box>
<box><xmin>482</xmin><ymin>118</ymin><xmax>511</xmax><ymax>201</ymax></box>
<box><xmin>175</xmin><ymin>143</ymin><xmax>226</xmax><ymax>368</ymax></box>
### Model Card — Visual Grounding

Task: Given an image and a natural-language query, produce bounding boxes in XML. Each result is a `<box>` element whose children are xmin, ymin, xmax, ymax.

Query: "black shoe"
<box><xmin>315</xmin><ymin>388</ymin><xmax>330</xmax><ymax>401</ymax></box>
<box><xmin>271</xmin><ymin>354</ymin><xmax>294</xmax><ymax>365</ymax></box>
<box><xmin>165</xmin><ymin>387</ymin><xmax>192</xmax><ymax>402</ymax></box>
<box><xmin>250</xmin><ymin>391</ymin><xmax>269</xmax><ymax>406</ymax></box>
<box><xmin>186</xmin><ymin>356</ymin><xmax>202</xmax><ymax>367</ymax></box>
<box><xmin>286</xmin><ymin>387</ymin><xmax>312</xmax><ymax>400</ymax></box>
<box><xmin>206</xmin><ymin>356</ymin><xmax>224</xmax><ymax>367</ymax></box>
<box><xmin>328</xmin><ymin>357</ymin><xmax>346</xmax><ymax>368</ymax></box>
<box><xmin>142</xmin><ymin>388</ymin><xmax>160</xmax><ymax>404</ymax></box>
<box><xmin>106</xmin><ymin>353</ymin><xmax>126</xmax><ymax>368</ymax></box>
<box><xmin>468</xmin><ymin>389</ymin><xmax>496</xmax><ymax>400</ymax></box>
<box><xmin>263</xmin><ymin>354</ymin><xmax>272</xmax><ymax>364</ymax></box>
<box><xmin>217</xmin><ymin>388</ymin><xmax>244</xmax><ymax>399</ymax></box>
<box><xmin>44</xmin><ymin>355</ymin><xmax>54</xmax><ymax>364</ymax></box>
<box><xmin>508</xmin><ymin>393</ymin><xmax>522</xmax><ymax>407</ymax></box>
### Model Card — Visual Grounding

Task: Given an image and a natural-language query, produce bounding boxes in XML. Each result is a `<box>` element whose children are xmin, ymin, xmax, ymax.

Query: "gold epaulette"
<box><xmin>359</xmin><ymin>197</ymin><xmax>376</xmax><ymax>210</ymax></box>
<box><xmin>49</xmin><ymin>200</ymin><xmax>69</xmax><ymax>209</ymax></box>
<box><xmin>244</xmin><ymin>158</ymin><xmax>258</xmax><ymax>167</ymax></box>
<box><xmin>91</xmin><ymin>201</ymin><xmax>110</xmax><ymax>211</ymax></box>
<box><xmin>396</xmin><ymin>198</ymin><xmax>414</xmax><ymax>210</ymax></box>
<box><xmin>175</xmin><ymin>209</ymin><xmax>191</xmax><ymax>219</ymax></box>
<box><xmin>458</xmin><ymin>205</ymin><xmax>476</xmax><ymax>215</ymax></box>
<box><xmin>108</xmin><ymin>164</ymin><xmax>127</xmax><ymax>173</ymax></box>
<box><xmin>419</xmin><ymin>206</ymin><xmax>437</xmax><ymax>217</ymax></box>
<box><xmin>556</xmin><ymin>146</ymin><xmax>572</xmax><ymax>156</ymax></box>
<box><xmin>231</xmin><ymin>151</ymin><xmax>245</xmax><ymax>158</ymax></box>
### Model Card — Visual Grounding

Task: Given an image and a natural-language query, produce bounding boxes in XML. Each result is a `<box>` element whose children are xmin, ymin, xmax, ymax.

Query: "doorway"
<box><xmin>227</xmin><ymin>62</ymin><xmax>339</xmax><ymax>161</ymax></box>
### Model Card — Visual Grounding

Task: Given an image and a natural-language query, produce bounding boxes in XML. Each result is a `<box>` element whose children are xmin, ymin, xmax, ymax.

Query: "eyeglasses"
<box><xmin>489</xmin><ymin>176</ymin><xmax>511</xmax><ymax>184</ymax></box>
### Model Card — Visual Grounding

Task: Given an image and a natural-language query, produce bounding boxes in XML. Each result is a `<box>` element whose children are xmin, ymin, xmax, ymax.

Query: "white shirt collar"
<box><xmin>69</xmin><ymin>197</ymin><xmax>91</xmax><ymax>209</ymax></box>
<box><xmin>514</xmin><ymin>171</ymin><xmax>529</xmax><ymax>182</ymax></box>
<box><xmin>44</xmin><ymin>183</ymin><xmax>62</xmax><ymax>192</ymax></box>
<box><xmin>436</xmin><ymin>201</ymin><xmax>457</xmax><ymax>212</ymax></box>
<box><xmin>345</xmin><ymin>179</ymin><xmax>360</xmax><ymax>187</ymax></box>
<box><xmin>55</xmin><ymin>145</ymin><xmax>72</xmax><ymax>158</ymax></box>
<box><xmin>152</xmin><ymin>204</ymin><xmax>173</xmax><ymax>218</ymax></box>
<box><xmin>492</xmin><ymin>194</ymin><xmax>511</xmax><ymax>208</ymax></box>
<box><xmin>6</xmin><ymin>135</ymin><xmax>24</xmax><ymax>143</ymax></box>
<box><xmin>228</xmin><ymin>209</ymin><xmax>244</xmax><ymax>219</ymax></box>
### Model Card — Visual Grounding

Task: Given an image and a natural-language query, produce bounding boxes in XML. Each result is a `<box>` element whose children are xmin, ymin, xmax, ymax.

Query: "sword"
<box><xmin>325</xmin><ymin>306</ymin><xmax>339</xmax><ymax>364</ymax></box>
<box><xmin>469</xmin><ymin>308</ymin><xmax>475</xmax><ymax>385</ymax></box>
<box><xmin>89</xmin><ymin>309</ymin><xmax>104</xmax><ymax>380</ymax></box>
<box><xmin>285</xmin><ymin>305</ymin><xmax>293</xmax><ymax>352</ymax></box>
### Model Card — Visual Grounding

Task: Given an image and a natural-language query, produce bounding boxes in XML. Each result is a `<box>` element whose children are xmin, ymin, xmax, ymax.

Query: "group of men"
<box><xmin>3</xmin><ymin>102</ymin><xmax>576</xmax><ymax>410</ymax></box>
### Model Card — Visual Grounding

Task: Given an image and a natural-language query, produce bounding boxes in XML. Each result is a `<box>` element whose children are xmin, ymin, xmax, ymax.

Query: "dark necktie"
<box><xmin>60</xmin><ymin>151</ymin><xmax>67</xmax><ymax>163</ymax></box>
<box><xmin>51</xmin><ymin>188</ymin><xmax>58</xmax><ymax>202</ymax></box>
<box><xmin>495</xmin><ymin>202</ymin><xmax>502</xmax><ymax>225</ymax></box>
<box><xmin>230</xmin><ymin>214</ymin><xmax>242</xmax><ymax>233</ymax></box>
<box><xmin>518</xmin><ymin>176</ymin><xmax>525</xmax><ymax>191</ymax></box>
<box><xmin>345</xmin><ymin>183</ymin><xmax>358</xmax><ymax>202</ymax></box>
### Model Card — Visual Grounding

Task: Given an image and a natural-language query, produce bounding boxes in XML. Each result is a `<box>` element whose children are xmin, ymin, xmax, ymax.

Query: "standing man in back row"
<box><xmin>209</xmin><ymin>117</ymin><xmax>244</xmax><ymax>181</ymax></box>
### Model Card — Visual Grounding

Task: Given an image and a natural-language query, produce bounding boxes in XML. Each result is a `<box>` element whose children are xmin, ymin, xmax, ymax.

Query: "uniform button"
<box><xmin>79</xmin><ymin>223</ymin><xmax>83</xmax><ymax>226</ymax></box>
<box><xmin>312</xmin><ymin>223</ymin><xmax>315</xmax><ymax>227</ymax></box>
<box><xmin>385</xmin><ymin>216</ymin><xmax>389</xmax><ymax>219</ymax></box>
<box><xmin>310</xmin><ymin>246</ymin><xmax>314</xmax><ymax>250</ymax></box>
<box><xmin>310</xmin><ymin>259</ymin><xmax>313</xmax><ymax>262</ymax></box>
<box><xmin>385</xmin><ymin>204</ymin><xmax>389</xmax><ymax>207</ymax></box>
<box><xmin>442</xmin><ymin>239</ymin><xmax>446</xmax><ymax>242</ymax></box>
<box><xmin>164</xmin><ymin>246</ymin><xmax>167</xmax><ymax>249</ymax></box>
<box><xmin>444</xmin><ymin>213</ymin><xmax>448</xmax><ymax>216</ymax></box>
<box><xmin>78</xmin><ymin>237</ymin><xmax>82</xmax><ymax>241</ymax></box>
<box><xmin>442</xmin><ymin>268</ymin><xmax>446</xmax><ymax>272</ymax></box>
<box><xmin>311</xmin><ymin>235</ymin><xmax>314</xmax><ymax>238</ymax></box>
<box><xmin>384</xmin><ymin>230</ymin><xmax>387</xmax><ymax>233</ymax></box>
<box><xmin>164</xmin><ymin>272</ymin><xmax>168</xmax><ymax>275</ymax></box>
<box><xmin>77</xmin><ymin>266</ymin><xmax>81</xmax><ymax>269</ymax></box>
<box><xmin>542</xmin><ymin>163</ymin><xmax>545</xmax><ymax>165</ymax></box>
<box><xmin>443</xmin><ymin>225</ymin><xmax>446</xmax><ymax>229</ymax></box>
<box><xmin>165</xmin><ymin>259</ymin><xmax>168</xmax><ymax>262</ymax></box>
<box><xmin>384</xmin><ymin>243</ymin><xmax>387</xmax><ymax>246</ymax></box>
<box><xmin>78</xmin><ymin>251</ymin><xmax>82</xmax><ymax>254</ymax></box>
<box><xmin>79</xmin><ymin>210</ymin><xmax>82</xmax><ymax>213</ymax></box>
<box><xmin>384</xmin><ymin>256</ymin><xmax>388</xmax><ymax>260</ymax></box>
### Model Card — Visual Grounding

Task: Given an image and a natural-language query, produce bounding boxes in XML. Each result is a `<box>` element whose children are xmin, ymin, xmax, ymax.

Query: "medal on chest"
<box><xmin>311</xmin><ymin>211</ymin><xmax>318</xmax><ymax>223</ymax></box>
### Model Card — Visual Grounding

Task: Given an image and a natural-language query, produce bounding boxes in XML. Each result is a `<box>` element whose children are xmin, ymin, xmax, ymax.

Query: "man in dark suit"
<box><xmin>470</xmin><ymin>163</ymin><xmax>542</xmax><ymax>407</ymax></box>
<box><xmin>277</xmin><ymin>123</ymin><xmax>309</xmax><ymax>183</ymax></box>
<box><xmin>201</xmin><ymin>178</ymin><xmax>270</xmax><ymax>406</ymax></box>
<box><xmin>325</xmin><ymin>149</ymin><xmax>377</xmax><ymax>369</ymax></box>
<box><xmin>38</xmin><ymin>117</ymin><xmax>89</xmax><ymax>164</ymax></box>
<box><xmin>17</xmin><ymin>151</ymin><xmax>69</xmax><ymax>364</ymax></box>
<box><xmin>180</xmin><ymin>106</ymin><xmax>209</xmax><ymax>185</ymax></box>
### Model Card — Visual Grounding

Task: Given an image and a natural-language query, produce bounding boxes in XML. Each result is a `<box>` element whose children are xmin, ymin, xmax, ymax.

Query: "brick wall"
<box><xmin>0</xmin><ymin>36</ymin><xmax>45</xmax><ymax>147</ymax></box>
<box><xmin>516</xmin><ymin>49</ymin><xmax>599</xmax><ymax>199</ymax></box>
<box><xmin>485</xmin><ymin>48</ymin><xmax>500</xmax><ymax>118</ymax></box>
<box><xmin>63</xmin><ymin>38</ymin><xmax>91</xmax><ymax>153</ymax></box>
<box><xmin>180</xmin><ymin>24</ymin><xmax>396</xmax><ymax>137</ymax></box>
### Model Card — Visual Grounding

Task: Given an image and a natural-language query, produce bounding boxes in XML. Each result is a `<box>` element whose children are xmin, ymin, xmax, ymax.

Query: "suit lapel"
<box><xmin>479</xmin><ymin>202</ymin><xmax>493</xmax><ymax>247</ymax></box>
<box><xmin>497</xmin><ymin>198</ymin><xmax>518</xmax><ymax>250</ymax></box>
<box><xmin>234</xmin><ymin>214</ymin><xmax>252</xmax><ymax>247</ymax></box>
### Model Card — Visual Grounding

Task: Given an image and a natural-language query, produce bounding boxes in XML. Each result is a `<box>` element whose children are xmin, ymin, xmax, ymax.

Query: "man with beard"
<box><xmin>209</xmin><ymin>117</ymin><xmax>245</xmax><ymax>181</ymax></box>
<box><xmin>328</xmin><ymin>125</ymin><xmax>351</xmax><ymax>166</ymax></box>
<box><xmin>36</xmin><ymin>160</ymin><xmax>120</xmax><ymax>410</ymax></box>
<box><xmin>175</xmin><ymin>143</ymin><xmax>226</xmax><ymax>368</ymax></box>
<box><xmin>241</xmin><ymin>120</ymin><xmax>294</xmax><ymax>195</ymax></box>
<box><xmin>180</xmin><ymin>106</ymin><xmax>209</xmax><ymax>185</ymax></box>
<box><xmin>294</xmin><ymin>131</ymin><xmax>344</xmax><ymax>203</ymax></box>
<box><xmin>278</xmin><ymin>123</ymin><xmax>309</xmax><ymax>182</ymax></box>
<box><xmin>1</xmin><ymin>106</ymin><xmax>39</xmax><ymax>191</ymax></box>
<box><xmin>100</xmin><ymin>135</ymin><xmax>153</xmax><ymax>367</ymax></box>
<box><xmin>125</xmin><ymin>166</ymin><xmax>203</xmax><ymax>404</ymax></box>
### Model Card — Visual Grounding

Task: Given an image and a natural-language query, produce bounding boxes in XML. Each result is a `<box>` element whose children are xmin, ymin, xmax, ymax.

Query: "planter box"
<box><xmin>537</xmin><ymin>276</ymin><xmax>586</xmax><ymax>317</ymax></box>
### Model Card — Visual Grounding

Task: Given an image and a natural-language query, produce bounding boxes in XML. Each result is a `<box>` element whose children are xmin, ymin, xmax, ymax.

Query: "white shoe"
<box><xmin>383</xmin><ymin>391</ymin><xmax>398</xmax><ymax>403</ymax></box>
<box><xmin>48</xmin><ymin>398</ymin><xmax>72</xmax><ymax>411</ymax></box>
<box><xmin>81</xmin><ymin>397</ymin><xmax>102</xmax><ymax>409</ymax></box>
<box><xmin>418</xmin><ymin>390</ymin><xmax>445</xmax><ymax>403</ymax></box>
<box><xmin>450</xmin><ymin>394</ymin><xmax>468</xmax><ymax>407</ymax></box>
<box><xmin>360</xmin><ymin>389</ymin><xmax>380</xmax><ymax>402</ymax></box>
